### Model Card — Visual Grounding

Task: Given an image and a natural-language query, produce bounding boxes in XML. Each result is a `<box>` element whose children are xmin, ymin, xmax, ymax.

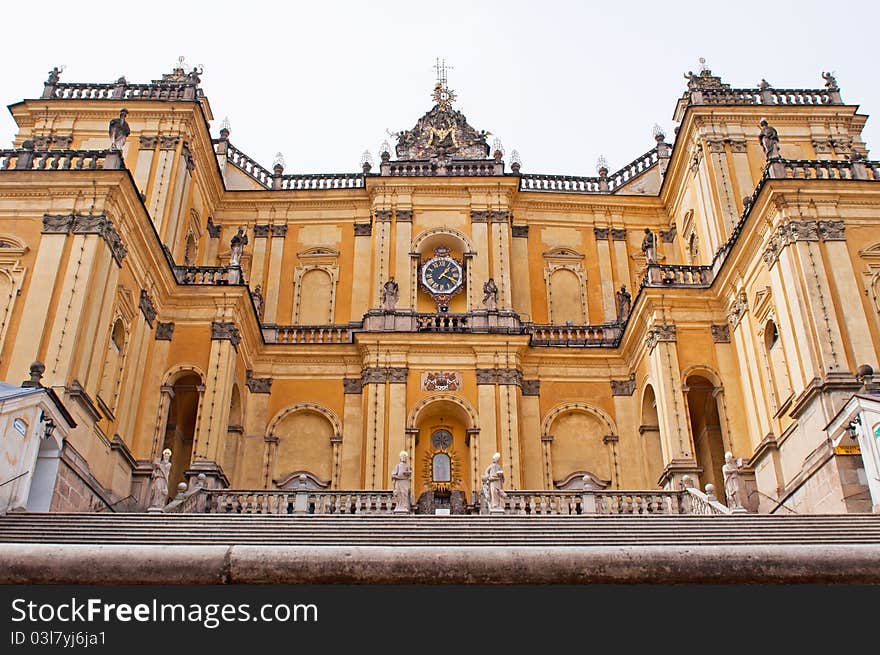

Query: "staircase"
<box><xmin>2</xmin><ymin>512</ymin><xmax>879</xmax><ymax>583</ymax></box>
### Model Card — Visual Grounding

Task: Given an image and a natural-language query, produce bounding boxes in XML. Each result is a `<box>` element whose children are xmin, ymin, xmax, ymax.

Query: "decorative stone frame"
<box><xmin>265</xmin><ymin>402</ymin><xmax>343</xmax><ymax>489</ymax></box>
<box><xmin>411</xmin><ymin>227</ymin><xmax>476</xmax><ymax>310</ymax></box>
<box><xmin>858</xmin><ymin>242</ymin><xmax>880</xmax><ymax>322</ymax></box>
<box><xmin>542</xmin><ymin>247</ymin><xmax>588</xmax><ymax>325</ymax></box>
<box><xmin>292</xmin><ymin>247</ymin><xmax>340</xmax><ymax>325</ymax></box>
<box><xmin>540</xmin><ymin>402</ymin><xmax>618</xmax><ymax>490</ymax></box>
<box><xmin>0</xmin><ymin>235</ymin><xmax>28</xmax><ymax>355</ymax></box>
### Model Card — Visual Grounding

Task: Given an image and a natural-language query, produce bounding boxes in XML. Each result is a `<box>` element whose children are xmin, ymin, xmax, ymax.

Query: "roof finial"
<box><xmin>699</xmin><ymin>57</ymin><xmax>708</xmax><ymax>73</ymax></box>
<box><xmin>431</xmin><ymin>58</ymin><xmax>456</xmax><ymax>109</ymax></box>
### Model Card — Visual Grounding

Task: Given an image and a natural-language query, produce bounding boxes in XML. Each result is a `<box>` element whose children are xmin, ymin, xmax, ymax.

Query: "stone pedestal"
<box><xmin>184</xmin><ymin>459</ymin><xmax>229</xmax><ymax>491</ymax></box>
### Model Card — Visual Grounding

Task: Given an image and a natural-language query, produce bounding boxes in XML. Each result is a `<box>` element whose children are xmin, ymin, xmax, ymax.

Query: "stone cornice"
<box><xmin>245</xmin><ymin>369</ymin><xmax>273</xmax><ymax>394</ymax></box>
<box><xmin>361</xmin><ymin>366</ymin><xmax>408</xmax><ymax>384</ymax></box>
<box><xmin>139</xmin><ymin>289</ymin><xmax>157</xmax><ymax>327</ymax></box>
<box><xmin>211</xmin><ymin>321</ymin><xmax>241</xmax><ymax>349</ymax></box>
<box><xmin>644</xmin><ymin>324</ymin><xmax>676</xmax><ymax>352</ymax></box>
<box><xmin>475</xmin><ymin>367</ymin><xmax>523</xmax><ymax>386</ymax></box>
<box><xmin>610</xmin><ymin>375</ymin><xmax>636</xmax><ymax>396</ymax></box>
<box><xmin>42</xmin><ymin>213</ymin><xmax>127</xmax><ymax>265</ymax></box>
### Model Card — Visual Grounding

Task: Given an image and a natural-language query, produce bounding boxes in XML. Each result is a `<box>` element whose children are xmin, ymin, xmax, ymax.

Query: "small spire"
<box><xmin>379</xmin><ymin>140</ymin><xmax>391</xmax><ymax>162</ymax></box>
<box><xmin>219</xmin><ymin>117</ymin><xmax>230</xmax><ymax>140</ymax></box>
<box><xmin>360</xmin><ymin>150</ymin><xmax>374</xmax><ymax>174</ymax></box>
<box><xmin>652</xmin><ymin>123</ymin><xmax>666</xmax><ymax>142</ymax></box>
<box><xmin>596</xmin><ymin>155</ymin><xmax>609</xmax><ymax>177</ymax></box>
<box><xmin>510</xmin><ymin>149</ymin><xmax>521</xmax><ymax>173</ymax></box>
<box><xmin>22</xmin><ymin>361</ymin><xmax>45</xmax><ymax>388</ymax></box>
<box><xmin>273</xmin><ymin>152</ymin><xmax>285</xmax><ymax>174</ymax></box>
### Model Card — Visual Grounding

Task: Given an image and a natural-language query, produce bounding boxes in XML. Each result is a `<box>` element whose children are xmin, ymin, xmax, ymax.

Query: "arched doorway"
<box><xmin>161</xmin><ymin>372</ymin><xmax>202</xmax><ymax>492</ymax></box>
<box><xmin>685</xmin><ymin>374</ymin><xmax>726</xmax><ymax>492</ymax></box>
<box><xmin>409</xmin><ymin>396</ymin><xmax>475</xmax><ymax>513</ymax></box>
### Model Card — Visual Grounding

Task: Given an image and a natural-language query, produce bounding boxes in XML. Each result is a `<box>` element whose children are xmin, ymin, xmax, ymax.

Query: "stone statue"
<box><xmin>759</xmin><ymin>119</ymin><xmax>781</xmax><ymax>160</ymax></box>
<box><xmin>381</xmin><ymin>277</ymin><xmax>399</xmax><ymax>311</ymax></box>
<box><xmin>229</xmin><ymin>227</ymin><xmax>248</xmax><ymax>267</ymax></box>
<box><xmin>148</xmin><ymin>448</ymin><xmax>172</xmax><ymax>509</ymax></box>
<box><xmin>47</xmin><ymin>67</ymin><xmax>62</xmax><ymax>85</ymax></box>
<box><xmin>616</xmin><ymin>285</ymin><xmax>632</xmax><ymax>322</ymax></box>
<box><xmin>391</xmin><ymin>451</ymin><xmax>412</xmax><ymax>513</ymax></box>
<box><xmin>822</xmin><ymin>71</ymin><xmax>838</xmax><ymax>91</ymax></box>
<box><xmin>251</xmin><ymin>284</ymin><xmax>264</xmax><ymax>318</ymax></box>
<box><xmin>484</xmin><ymin>452</ymin><xmax>508</xmax><ymax>513</ymax></box>
<box><xmin>108</xmin><ymin>108</ymin><xmax>130</xmax><ymax>152</ymax></box>
<box><xmin>482</xmin><ymin>278</ymin><xmax>498</xmax><ymax>310</ymax></box>
<box><xmin>641</xmin><ymin>228</ymin><xmax>657</xmax><ymax>263</ymax></box>
<box><xmin>722</xmin><ymin>451</ymin><xmax>744</xmax><ymax>511</ymax></box>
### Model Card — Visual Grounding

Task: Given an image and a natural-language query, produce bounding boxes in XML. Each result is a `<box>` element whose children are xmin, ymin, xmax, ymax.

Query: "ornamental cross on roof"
<box><xmin>431</xmin><ymin>58</ymin><xmax>456</xmax><ymax>110</ymax></box>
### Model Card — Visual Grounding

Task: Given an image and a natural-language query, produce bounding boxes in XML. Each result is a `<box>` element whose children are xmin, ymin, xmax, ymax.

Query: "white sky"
<box><xmin>2</xmin><ymin>0</ymin><xmax>878</xmax><ymax>176</ymax></box>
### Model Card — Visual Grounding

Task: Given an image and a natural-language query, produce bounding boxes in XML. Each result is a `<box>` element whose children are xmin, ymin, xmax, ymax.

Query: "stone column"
<box><xmin>147</xmin><ymin>135</ymin><xmax>180</xmax><ymax>235</ymax></box>
<box><xmin>510</xmin><ymin>225</ymin><xmax>532</xmax><ymax>318</ymax></box>
<box><xmin>594</xmin><ymin>227</ymin><xmax>616</xmax><ymax>322</ymax></box>
<box><xmin>393</xmin><ymin>209</ymin><xmax>413</xmax><ymax>310</ymax></box>
<box><xmin>330</xmin><ymin>434</ymin><xmax>343</xmax><ymax>489</ymax></box>
<box><xmin>361</xmin><ymin>367</ymin><xmax>387</xmax><ymax>490</ymax></box>
<box><xmin>371</xmin><ymin>210</ymin><xmax>393</xmax><ymax>309</ymax></box>
<box><xmin>609</xmin><ymin>377</ymin><xmax>640</xmax><ymax>483</ymax></box>
<box><xmin>114</xmin><ymin>302</ymin><xmax>151</xmax><ymax>442</ymax></box>
<box><xmin>385</xmin><ymin>366</ymin><xmax>408</xmax><ymax>486</ymax></box>
<box><xmin>350</xmin><ymin>222</ymin><xmax>373</xmax><ymax>320</ymax></box>
<box><xmin>497</xmin><ymin>373</ymin><xmax>522</xmax><ymax>489</ymax></box>
<box><xmin>490</xmin><ymin>211</ymin><xmax>513</xmax><ymax>309</ymax></box>
<box><xmin>727</xmin><ymin>132</ymin><xmax>754</xmax><ymax>214</ymax></box>
<box><xmin>611</xmin><ymin>228</ymin><xmax>631</xmax><ymax>293</ymax></box>
<box><xmin>133</xmin><ymin>136</ymin><xmax>157</xmax><ymax>197</ymax></box>
<box><xmin>166</xmin><ymin>143</ymin><xmax>195</xmax><ymax>257</ymax></box>
<box><xmin>466</xmin><ymin>428</ymin><xmax>480</xmax><ymax>503</ymax></box>
<box><xmin>541</xmin><ymin>434</ymin><xmax>554</xmax><ymax>489</ymax></box>
<box><xmin>262</xmin><ymin>225</ymin><xmax>287</xmax><ymax>324</ymax></box>
<box><xmin>476</xmin><ymin>368</ymin><xmax>499</xmax><ymax>477</ymax></box>
<box><xmin>341</xmin><ymin>377</ymin><xmax>365</xmax><ymax>488</ymax></box>
<box><xmin>519</xmin><ymin>379</ymin><xmax>543</xmax><ymax>489</ymax></box>
<box><xmin>151</xmin><ymin>385</ymin><xmax>175</xmax><ymax>460</ymax></box>
<box><xmin>704</xmin><ymin>137</ymin><xmax>739</xmax><ymax>234</ymax></box>
<box><xmin>470</xmin><ymin>211</ymin><xmax>491</xmax><ymax>310</ymax></box>
<box><xmin>250</xmin><ymin>225</ymin><xmax>270</xmax><ymax>292</ymax></box>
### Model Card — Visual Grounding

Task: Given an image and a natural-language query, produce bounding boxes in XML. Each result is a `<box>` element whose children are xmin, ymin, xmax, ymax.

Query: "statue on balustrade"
<box><xmin>722</xmin><ymin>451</ymin><xmax>745</xmax><ymax>511</ymax></box>
<box><xmin>46</xmin><ymin>66</ymin><xmax>62</xmax><ymax>85</ymax></box>
<box><xmin>391</xmin><ymin>451</ymin><xmax>412</xmax><ymax>513</ymax></box>
<box><xmin>108</xmin><ymin>108</ymin><xmax>130</xmax><ymax>152</ymax></box>
<box><xmin>229</xmin><ymin>227</ymin><xmax>248</xmax><ymax>267</ymax></box>
<box><xmin>148</xmin><ymin>448</ymin><xmax>172</xmax><ymax>509</ymax></box>
<box><xmin>641</xmin><ymin>228</ymin><xmax>657</xmax><ymax>263</ymax></box>
<box><xmin>251</xmin><ymin>285</ymin><xmax>264</xmax><ymax>318</ymax></box>
<box><xmin>822</xmin><ymin>71</ymin><xmax>838</xmax><ymax>91</ymax></box>
<box><xmin>759</xmin><ymin>119</ymin><xmax>781</xmax><ymax>160</ymax></box>
<box><xmin>482</xmin><ymin>277</ymin><xmax>498</xmax><ymax>311</ymax></box>
<box><xmin>616</xmin><ymin>285</ymin><xmax>632</xmax><ymax>322</ymax></box>
<box><xmin>381</xmin><ymin>277</ymin><xmax>399</xmax><ymax>311</ymax></box>
<box><xmin>484</xmin><ymin>452</ymin><xmax>508</xmax><ymax>513</ymax></box>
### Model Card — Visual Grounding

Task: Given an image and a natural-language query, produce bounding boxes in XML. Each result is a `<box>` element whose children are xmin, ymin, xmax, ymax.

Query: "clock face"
<box><xmin>421</xmin><ymin>257</ymin><xmax>463</xmax><ymax>295</ymax></box>
<box><xmin>431</xmin><ymin>429</ymin><xmax>453</xmax><ymax>449</ymax></box>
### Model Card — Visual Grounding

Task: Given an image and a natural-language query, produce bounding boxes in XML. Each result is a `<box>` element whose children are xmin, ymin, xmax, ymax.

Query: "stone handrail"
<box><xmin>381</xmin><ymin>159</ymin><xmax>504</xmax><ymax>177</ymax></box>
<box><xmin>519</xmin><ymin>147</ymin><xmax>661</xmax><ymax>194</ymax></box>
<box><xmin>696</xmin><ymin>87</ymin><xmax>839</xmax><ymax>106</ymax></box>
<box><xmin>503</xmin><ymin>492</ymin><xmax>585</xmax><ymax>515</ymax></box>
<box><xmin>224</xmin><ymin>142</ymin><xmax>274</xmax><ymax>187</ymax></box>
<box><xmin>0</xmin><ymin>148</ymin><xmax>118</xmax><ymax>171</ymax></box>
<box><xmin>416</xmin><ymin>313</ymin><xmax>471</xmax><ymax>332</ymax></box>
<box><xmin>44</xmin><ymin>81</ymin><xmax>202</xmax><ymax>102</ymax></box>
<box><xmin>276</xmin><ymin>173</ymin><xmax>364</xmax><ymax>190</ymax></box>
<box><xmin>641</xmin><ymin>264</ymin><xmax>713</xmax><ymax>288</ymax></box>
<box><xmin>308</xmin><ymin>491</ymin><xmax>395</xmax><ymax>514</ymax></box>
<box><xmin>768</xmin><ymin>158</ymin><xmax>880</xmax><ymax>181</ymax></box>
<box><xmin>527</xmin><ymin>323</ymin><xmax>623</xmax><ymax>347</ymax></box>
<box><xmin>593</xmin><ymin>491</ymin><xmax>688</xmax><ymax>514</ymax></box>
<box><xmin>682</xmin><ymin>486</ymin><xmax>732</xmax><ymax>515</ymax></box>
<box><xmin>262</xmin><ymin>324</ymin><xmax>355</xmax><ymax>344</ymax></box>
<box><xmin>173</xmin><ymin>265</ymin><xmax>241</xmax><ymax>285</ymax></box>
<box><xmin>162</xmin><ymin>478</ymin><xmax>209</xmax><ymax>513</ymax></box>
<box><xmin>204</xmin><ymin>489</ymin><xmax>394</xmax><ymax>514</ymax></box>
<box><xmin>384</xmin><ymin>161</ymin><xmax>436</xmax><ymax>177</ymax></box>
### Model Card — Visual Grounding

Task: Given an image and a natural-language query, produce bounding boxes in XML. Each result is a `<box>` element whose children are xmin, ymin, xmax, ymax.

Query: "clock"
<box><xmin>421</xmin><ymin>247</ymin><xmax>463</xmax><ymax>297</ymax></box>
<box><xmin>431</xmin><ymin>429</ymin><xmax>453</xmax><ymax>449</ymax></box>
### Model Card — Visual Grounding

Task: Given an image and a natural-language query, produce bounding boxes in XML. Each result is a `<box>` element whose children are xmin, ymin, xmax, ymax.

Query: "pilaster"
<box><xmin>262</xmin><ymin>225</ymin><xmax>286</xmax><ymax>323</ymax></box>
<box><xmin>594</xmin><ymin>227</ymin><xmax>616</xmax><ymax>321</ymax></box>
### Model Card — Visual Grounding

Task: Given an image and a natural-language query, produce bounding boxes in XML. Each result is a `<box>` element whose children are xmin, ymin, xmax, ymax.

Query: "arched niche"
<box><xmin>411</xmin><ymin>227</ymin><xmax>476</xmax><ymax>312</ymax></box>
<box><xmin>266</xmin><ymin>403</ymin><xmax>342</xmax><ymax>489</ymax></box>
<box><xmin>541</xmin><ymin>402</ymin><xmax>616</xmax><ymax>489</ymax></box>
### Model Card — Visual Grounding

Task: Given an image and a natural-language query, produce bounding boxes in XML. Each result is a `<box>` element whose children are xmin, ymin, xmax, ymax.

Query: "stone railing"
<box><xmin>0</xmin><ymin>148</ymin><xmax>118</xmax><ymax>171</ymax></box>
<box><xmin>262</xmin><ymin>324</ymin><xmax>355</xmax><ymax>344</ymax></box>
<box><xmin>276</xmin><ymin>173</ymin><xmax>364</xmax><ymax>190</ymax></box>
<box><xmin>224</xmin><ymin>142</ymin><xmax>274</xmax><ymax>187</ymax></box>
<box><xmin>308</xmin><ymin>491</ymin><xmax>395</xmax><ymax>514</ymax></box>
<box><xmin>681</xmin><ymin>485</ymin><xmax>732</xmax><ymax>515</ymax></box>
<box><xmin>173</xmin><ymin>265</ymin><xmax>241</xmax><ymax>285</ymax></box>
<box><xmin>416</xmin><ymin>312</ymin><xmax>471</xmax><ymax>333</ymax></box>
<box><xmin>380</xmin><ymin>159</ymin><xmax>504</xmax><ymax>177</ymax></box>
<box><xmin>503</xmin><ymin>492</ymin><xmax>584</xmax><ymax>515</ymax></box>
<box><xmin>593</xmin><ymin>491</ymin><xmax>689</xmax><ymax>515</ymax></box>
<box><xmin>191</xmin><ymin>489</ymin><xmax>395</xmax><ymax>514</ymax></box>
<box><xmin>695</xmin><ymin>87</ymin><xmax>840</xmax><ymax>106</ymax></box>
<box><xmin>527</xmin><ymin>323</ymin><xmax>623</xmax><ymax>347</ymax></box>
<box><xmin>161</xmin><ymin>476</ymin><xmax>208</xmax><ymax>513</ymax></box>
<box><xmin>641</xmin><ymin>264</ymin><xmax>713</xmax><ymax>288</ymax></box>
<box><xmin>43</xmin><ymin>81</ymin><xmax>202</xmax><ymax>102</ymax></box>
<box><xmin>768</xmin><ymin>158</ymin><xmax>880</xmax><ymax>181</ymax></box>
<box><xmin>519</xmin><ymin>147</ymin><xmax>661</xmax><ymax>194</ymax></box>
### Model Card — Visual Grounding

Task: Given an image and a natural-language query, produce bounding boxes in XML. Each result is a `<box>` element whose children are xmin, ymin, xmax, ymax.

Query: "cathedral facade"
<box><xmin>1</xmin><ymin>62</ymin><xmax>878</xmax><ymax>516</ymax></box>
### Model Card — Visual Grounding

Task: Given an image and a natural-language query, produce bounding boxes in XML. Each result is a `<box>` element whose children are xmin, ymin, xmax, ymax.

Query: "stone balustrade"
<box><xmin>681</xmin><ymin>485</ymin><xmax>732</xmax><ymax>515</ymax></box>
<box><xmin>527</xmin><ymin>323</ymin><xmax>623</xmax><ymax>347</ymax></box>
<box><xmin>173</xmin><ymin>265</ymin><xmax>239</xmax><ymax>285</ymax></box>
<box><xmin>608</xmin><ymin>148</ymin><xmax>661</xmax><ymax>188</ymax></box>
<box><xmin>0</xmin><ymin>148</ymin><xmax>116</xmax><ymax>171</ymax></box>
<box><xmin>44</xmin><ymin>81</ymin><xmax>202</xmax><ymax>102</ymax></box>
<box><xmin>519</xmin><ymin>147</ymin><xmax>661</xmax><ymax>194</ymax></box>
<box><xmin>262</xmin><ymin>324</ymin><xmax>355</xmax><ymax>344</ymax></box>
<box><xmin>768</xmin><ymin>158</ymin><xmax>880</xmax><ymax>181</ymax></box>
<box><xmin>416</xmin><ymin>312</ymin><xmax>471</xmax><ymax>332</ymax></box>
<box><xmin>503</xmin><ymin>492</ymin><xmax>584</xmax><ymax>515</ymax></box>
<box><xmin>224</xmin><ymin>142</ymin><xmax>274</xmax><ymax>187</ymax></box>
<box><xmin>276</xmin><ymin>173</ymin><xmax>364</xmax><ymax>190</ymax></box>
<box><xmin>696</xmin><ymin>87</ymin><xmax>839</xmax><ymax>106</ymax></box>
<box><xmin>642</xmin><ymin>264</ymin><xmax>713</xmax><ymax>288</ymax></box>
<box><xmin>308</xmin><ymin>491</ymin><xmax>395</xmax><ymax>514</ymax></box>
<box><xmin>593</xmin><ymin>491</ymin><xmax>688</xmax><ymax>514</ymax></box>
<box><xmin>383</xmin><ymin>161</ymin><xmax>436</xmax><ymax>177</ymax></box>
<box><xmin>381</xmin><ymin>159</ymin><xmax>504</xmax><ymax>177</ymax></box>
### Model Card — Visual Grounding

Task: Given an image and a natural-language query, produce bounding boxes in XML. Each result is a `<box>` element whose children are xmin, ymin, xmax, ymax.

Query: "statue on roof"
<box><xmin>46</xmin><ymin>66</ymin><xmax>62</xmax><ymax>85</ymax></box>
<box><xmin>759</xmin><ymin>119</ymin><xmax>781</xmax><ymax>160</ymax></box>
<box><xmin>108</xmin><ymin>108</ymin><xmax>130</xmax><ymax>152</ymax></box>
<box><xmin>822</xmin><ymin>71</ymin><xmax>838</xmax><ymax>91</ymax></box>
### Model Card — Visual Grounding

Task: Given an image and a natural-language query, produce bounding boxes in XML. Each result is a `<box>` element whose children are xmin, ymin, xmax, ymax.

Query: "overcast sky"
<box><xmin>2</xmin><ymin>1</ymin><xmax>878</xmax><ymax>176</ymax></box>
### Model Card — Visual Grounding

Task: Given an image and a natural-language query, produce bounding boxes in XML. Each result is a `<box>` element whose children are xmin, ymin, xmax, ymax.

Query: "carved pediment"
<box><xmin>297</xmin><ymin>247</ymin><xmax>340</xmax><ymax>260</ymax></box>
<box><xmin>554</xmin><ymin>470</ymin><xmax>611</xmax><ymax>491</ymax></box>
<box><xmin>274</xmin><ymin>470</ymin><xmax>330</xmax><ymax>491</ymax></box>
<box><xmin>543</xmin><ymin>247</ymin><xmax>584</xmax><ymax>260</ymax></box>
<box><xmin>393</xmin><ymin>103</ymin><xmax>491</xmax><ymax>161</ymax></box>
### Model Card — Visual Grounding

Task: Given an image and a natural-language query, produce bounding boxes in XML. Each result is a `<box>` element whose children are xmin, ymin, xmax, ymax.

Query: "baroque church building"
<box><xmin>1</xmin><ymin>61</ymin><xmax>879</xmax><ymax>518</ymax></box>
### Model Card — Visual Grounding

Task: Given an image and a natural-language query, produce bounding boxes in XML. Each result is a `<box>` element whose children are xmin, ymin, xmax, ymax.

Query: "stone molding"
<box><xmin>594</xmin><ymin>227</ymin><xmax>610</xmax><ymax>240</ymax></box>
<box><xmin>521</xmin><ymin>379</ymin><xmax>540</xmax><ymax>396</ymax></box>
<box><xmin>511</xmin><ymin>224</ymin><xmax>529</xmax><ymax>238</ymax></box>
<box><xmin>361</xmin><ymin>367</ymin><xmax>408</xmax><ymax>384</ymax></box>
<box><xmin>139</xmin><ymin>289</ymin><xmax>157</xmax><ymax>328</ymax></box>
<box><xmin>375</xmin><ymin>209</ymin><xmax>392</xmax><ymax>222</ymax></box>
<box><xmin>206</xmin><ymin>217</ymin><xmax>221</xmax><ymax>238</ymax></box>
<box><xmin>490</xmin><ymin>210</ymin><xmax>510</xmax><ymax>223</ymax></box>
<box><xmin>245</xmin><ymin>369</ymin><xmax>273</xmax><ymax>394</ymax></box>
<box><xmin>475</xmin><ymin>368</ymin><xmax>523</xmax><ymax>386</ymax></box>
<box><xmin>182</xmin><ymin>141</ymin><xmax>195</xmax><ymax>172</ymax></box>
<box><xmin>711</xmin><ymin>324</ymin><xmax>731</xmax><ymax>343</ymax></box>
<box><xmin>645</xmin><ymin>324</ymin><xmax>676</xmax><ymax>352</ymax></box>
<box><xmin>470</xmin><ymin>210</ymin><xmax>489</xmax><ymax>223</ymax></box>
<box><xmin>660</xmin><ymin>226</ymin><xmax>677</xmax><ymax>243</ymax></box>
<box><xmin>610</xmin><ymin>228</ymin><xmax>627</xmax><ymax>241</ymax></box>
<box><xmin>763</xmin><ymin>219</ymin><xmax>844</xmax><ymax>268</ymax></box>
<box><xmin>610</xmin><ymin>375</ymin><xmax>636</xmax><ymax>396</ymax></box>
<box><xmin>138</xmin><ymin>135</ymin><xmax>158</xmax><ymax>149</ymax></box>
<box><xmin>270</xmin><ymin>225</ymin><xmax>288</xmax><ymax>238</ymax></box>
<box><xmin>211</xmin><ymin>321</ymin><xmax>241</xmax><ymax>349</ymax></box>
<box><xmin>354</xmin><ymin>222</ymin><xmax>372</xmax><ymax>236</ymax></box>
<box><xmin>396</xmin><ymin>209</ymin><xmax>413</xmax><ymax>223</ymax></box>
<box><xmin>253</xmin><ymin>225</ymin><xmax>270</xmax><ymax>238</ymax></box>
<box><xmin>42</xmin><ymin>213</ymin><xmax>127</xmax><ymax>265</ymax></box>
<box><xmin>343</xmin><ymin>377</ymin><xmax>364</xmax><ymax>394</ymax></box>
<box><xmin>154</xmin><ymin>322</ymin><xmax>175</xmax><ymax>341</ymax></box>
<box><xmin>159</xmin><ymin>135</ymin><xmax>180</xmax><ymax>150</ymax></box>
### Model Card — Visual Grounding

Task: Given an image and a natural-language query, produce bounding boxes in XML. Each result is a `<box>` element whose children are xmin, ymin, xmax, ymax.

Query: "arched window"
<box><xmin>99</xmin><ymin>318</ymin><xmax>127</xmax><ymax>412</ymax></box>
